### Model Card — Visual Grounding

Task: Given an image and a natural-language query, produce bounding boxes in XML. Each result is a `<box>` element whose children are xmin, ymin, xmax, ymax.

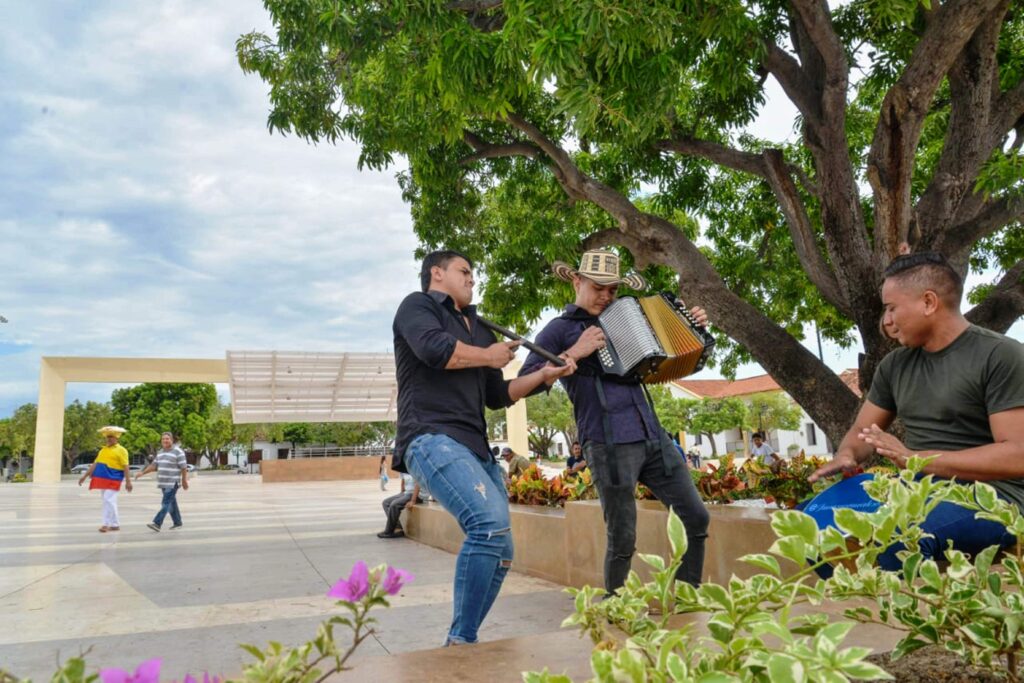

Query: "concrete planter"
<box><xmin>261</xmin><ymin>456</ymin><xmax>385</xmax><ymax>482</ymax></box>
<box><xmin>404</xmin><ymin>499</ymin><xmax>792</xmax><ymax>587</ymax></box>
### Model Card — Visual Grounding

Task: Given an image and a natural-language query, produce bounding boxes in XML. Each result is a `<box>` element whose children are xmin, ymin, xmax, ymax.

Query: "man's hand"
<box><xmin>484</xmin><ymin>341</ymin><xmax>521</xmax><ymax>368</ymax></box>
<box><xmin>808</xmin><ymin>451</ymin><xmax>860</xmax><ymax>483</ymax></box>
<box><xmin>125</xmin><ymin>479</ymin><xmax>133</xmax><ymax>493</ymax></box>
<box><xmin>567</xmin><ymin>326</ymin><xmax>605</xmax><ymax>360</ymax></box>
<box><xmin>182</xmin><ymin>480</ymin><xmax>189</xmax><ymax>491</ymax></box>
<box><xmin>689</xmin><ymin>306</ymin><xmax>709</xmax><ymax>327</ymax></box>
<box><xmin>78</xmin><ymin>477</ymin><xmax>86</xmax><ymax>486</ymax></box>
<box><xmin>541</xmin><ymin>356</ymin><xmax>577</xmax><ymax>385</ymax></box>
<box><xmin>404</xmin><ymin>498</ymin><xmax>416</xmax><ymax>509</ymax></box>
<box><xmin>858</xmin><ymin>424</ymin><xmax>913</xmax><ymax>468</ymax></box>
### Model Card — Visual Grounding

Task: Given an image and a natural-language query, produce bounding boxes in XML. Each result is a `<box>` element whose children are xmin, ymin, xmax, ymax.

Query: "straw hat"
<box><xmin>98</xmin><ymin>426</ymin><xmax>127</xmax><ymax>437</ymax></box>
<box><xmin>552</xmin><ymin>250</ymin><xmax>647</xmax><ymax>290</ymax></box>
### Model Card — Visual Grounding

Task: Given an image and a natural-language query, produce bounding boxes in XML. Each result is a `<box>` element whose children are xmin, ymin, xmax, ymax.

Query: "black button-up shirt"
<box><xmin>520</xmin><ymin>304</ymin><xmax>659</xmax><ymax>444</ymax></box>
<box><xmin>392</xmin><ymin>290</ymin><xmax>514</xmax><ymax>472</ymax></box>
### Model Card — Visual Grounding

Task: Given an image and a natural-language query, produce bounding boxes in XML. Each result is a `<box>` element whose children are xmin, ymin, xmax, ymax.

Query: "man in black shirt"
<box><xmin>393</xmin><ymin>249</ymin><xmax>576</xmax><ymax>646</ymax></box>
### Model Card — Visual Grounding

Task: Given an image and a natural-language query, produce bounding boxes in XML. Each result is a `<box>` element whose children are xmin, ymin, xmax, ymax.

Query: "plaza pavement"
<box><xmin>0</xmin><ymin>473</ymin><xmax>584</xmax><ymax>681</ymax></box>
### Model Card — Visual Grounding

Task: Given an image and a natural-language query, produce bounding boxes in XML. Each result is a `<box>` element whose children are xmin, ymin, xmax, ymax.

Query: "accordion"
<box><xmin>597</xmin><ymin>293</ymin><xmax>715</xmax><ymax>384</ymax></box>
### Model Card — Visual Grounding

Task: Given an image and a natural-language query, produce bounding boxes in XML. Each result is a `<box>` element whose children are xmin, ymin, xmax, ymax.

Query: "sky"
<box><xmin>1</xmin><ymin>2</ymin><xmax>1020</xmax><ymax>417</ymax></box>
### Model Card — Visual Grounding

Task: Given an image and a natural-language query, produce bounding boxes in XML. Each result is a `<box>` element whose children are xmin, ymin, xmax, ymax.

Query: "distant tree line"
<box><xmin>0</xmin><ymin>383</ymin><xmax>396</xmax><ymax>472</ymax></box>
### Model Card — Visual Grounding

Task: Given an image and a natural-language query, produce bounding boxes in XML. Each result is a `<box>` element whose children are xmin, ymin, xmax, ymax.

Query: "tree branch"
<box><xmin>914</xmin><ymin>0</ymin><xmax>1009</xmax><ymax>244</ymax></box>
<box><xmin>989</xmin><ymin>77</ymin><xmax>1024</xmax><ymax>151</ymax></box>
<box><xmin>761</xmin><ymin>41</ymin><xmax>821</xmax><ymax>123</ymax></box>
<box><xmin>460</xmin><ymin>130</ymin><xmax>541</xmax><ymax>164</ymax></box>
<box><xmin>934</xmin><ymin>195</ymin><xmax>1024</xmax><ymax>255</ymax></box>
<box><xmin>762</xmin><ymin>149</ymin><xmax>850</xmax><ymax>315</ymax></box>
<box><xmin>447</xmin><ymin>0</ymin><xmax>505</xmax><ymax>32</ymax></box>
<box><xmin>868</xmin><ymin>0</ymin><xmax>1005</xmax><ymax>259</ymax></box>
<box><xmin>654</xmin><ymin>137</ymin><xmax>767</xmax><ymax>176</ymax></box>
<box><xmin>965</xmin><ymin>259</ymin><xmax>1024</xmax><ymax>333</ymax></box>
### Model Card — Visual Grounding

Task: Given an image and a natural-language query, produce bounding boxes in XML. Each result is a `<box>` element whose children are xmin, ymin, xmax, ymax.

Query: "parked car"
<box><xmin>129</xmin><ymin>464</ymin><xmax>144</xmax><ymax>473</ymax></box>
<box><xmin>70</xmin><ymin>464</ymin><xmax>91</xmax><ymax>474</ymax></box>
<box><xmin>185</xmin><ymin>464</ymin><xmax>197</xmax><ymax>473</ymax></box>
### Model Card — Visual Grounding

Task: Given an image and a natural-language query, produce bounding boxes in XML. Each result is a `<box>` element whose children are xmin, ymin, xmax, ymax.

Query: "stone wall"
<box><xmin>261</xmin><ymin>456</ymin><xmax>388</xmax><ymax>482</ymax></box>
<box><xmin>403</xmin><ymin>500</ymin><xmax>791</xmax><ymax>587</ymax></box>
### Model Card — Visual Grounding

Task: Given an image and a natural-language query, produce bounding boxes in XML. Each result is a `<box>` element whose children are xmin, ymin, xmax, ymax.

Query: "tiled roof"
<box><xmin>674</xmin><ymin>369</ymin><xmax>861</xmax><ymax>399</ymax></box>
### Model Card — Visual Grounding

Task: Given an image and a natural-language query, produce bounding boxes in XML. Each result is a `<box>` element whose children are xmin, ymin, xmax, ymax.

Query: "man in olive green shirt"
<box><xmin>811</xmin><ymin>251</ymin><xmax>1024</xmax><ymax>569</ymax></box>
<box><xmin>501</xmin><ymin>447</ymin><xmax>532</xmax><ymax>481</ymax></box>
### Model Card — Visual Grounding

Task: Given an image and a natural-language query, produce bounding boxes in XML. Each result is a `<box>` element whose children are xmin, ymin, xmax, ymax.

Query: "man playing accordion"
<box><xmin>520</xmin><ymin>249</ymin><xmax>710</xmax><ymax>593</ymax></box>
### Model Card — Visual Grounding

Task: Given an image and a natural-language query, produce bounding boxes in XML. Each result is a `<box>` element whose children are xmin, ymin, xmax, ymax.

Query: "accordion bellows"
<box><xmin>597</xmin><ymin>293</ymin><xmax>715</xmax><ymax>384</ymax></box>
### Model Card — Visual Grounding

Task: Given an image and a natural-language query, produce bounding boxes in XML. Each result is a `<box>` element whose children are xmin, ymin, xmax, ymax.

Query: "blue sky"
<box><xmin>1</xmin><ymin>2</ymin><xmax>1020</xmax><ymax>417</ymax></box>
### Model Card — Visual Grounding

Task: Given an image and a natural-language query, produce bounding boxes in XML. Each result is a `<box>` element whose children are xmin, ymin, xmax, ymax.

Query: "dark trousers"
<box><xmin>382</xmin><ymin>491</ymin><xmax>414</xmax><ymax>533</ymax></box>
<box><xmin>153</xmin><ymin>484</ymin><xmax>182</xmax><ymax>527</ymax></box>
<box><xmin>584</xmin><ymin>439</ymin><xmax>710</xmax><ymax>593</ymax></box>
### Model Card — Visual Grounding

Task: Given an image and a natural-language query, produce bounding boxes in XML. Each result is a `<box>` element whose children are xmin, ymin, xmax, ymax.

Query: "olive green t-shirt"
<box><xmin>867</xmin><ymin>325</ymin><xmax>1024</xmax><ymax>511</ymax></box>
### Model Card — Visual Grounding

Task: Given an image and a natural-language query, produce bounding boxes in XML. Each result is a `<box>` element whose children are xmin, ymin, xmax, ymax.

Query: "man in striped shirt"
<box><xmin>136</xmin><ymin>432</ymin><xmax>189</xmax><ymax>531</ymax></box>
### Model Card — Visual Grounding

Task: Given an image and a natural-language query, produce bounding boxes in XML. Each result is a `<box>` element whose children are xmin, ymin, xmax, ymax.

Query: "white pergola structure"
<box><xmin>32</xmin><ymin>352</ymin><xmax>529</xmax><ymax>484</ymax></box>
<box><xmin>227</xmin><ymin>351</ymin><xmax>398</xmax><ymax>423</ymax></box>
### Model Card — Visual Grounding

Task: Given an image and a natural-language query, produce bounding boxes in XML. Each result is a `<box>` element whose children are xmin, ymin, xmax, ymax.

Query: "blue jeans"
<box><xmin>405</xmin><ymin>434</ymin><xmax>513</xmax><ymax>644</ymax></box>
<box><xmin>153</xmin><ymin>484</ymin><xmax>182</xmax><ymax>528</ymax></box>
<box><xmin>876</xmin><ymin>499</ymin><xmax>1014</xmax><ymax>571</ymax></box>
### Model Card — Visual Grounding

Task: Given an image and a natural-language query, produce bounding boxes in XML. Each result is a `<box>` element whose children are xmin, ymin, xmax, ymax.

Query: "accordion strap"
<box><xmin>593</xmin><ymin>377</ymin><xmax>620</xmax><ymax>487</ymax></box>
<box><xmin>642</xmin><ymin>385</ymin><xmax>680</xmax><ymax>477</ymax></box>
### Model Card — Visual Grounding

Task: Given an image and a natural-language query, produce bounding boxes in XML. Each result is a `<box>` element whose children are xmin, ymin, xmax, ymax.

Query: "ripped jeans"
<box><xmin>406</xmin><ymin>433</ymin><xmax>513</xmax><ymax>644</ymax></box>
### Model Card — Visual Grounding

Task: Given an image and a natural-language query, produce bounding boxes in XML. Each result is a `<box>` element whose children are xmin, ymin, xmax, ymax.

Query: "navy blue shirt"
<box><xmin>520</xmin><ymin>304</ymin><xmax>659</xmax><ymax>445</ymax></box>
<box><xmin>392</xmin><ymin>290</ymin><xmax>515</xmax><ymax>472</ymax></box>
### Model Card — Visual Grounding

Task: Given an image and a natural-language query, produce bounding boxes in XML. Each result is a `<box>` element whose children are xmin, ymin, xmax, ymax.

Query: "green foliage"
<box><xmin>111</xmin><ymin>384</ymin><xmax>219</xmax><ymax>455</ymax></box>
<box><xmin>238</xmin><ymin>0</ymin><xmax>1024</xmax><ymax>444</ymax></box>
<box><xmin>746</xmin><ymin>392</ymin><xmax>803</xmax><ymax>434</ymax></box>
<box><xmin>537</xmin><ymin>458</ymin><xmax>1024</xmax><ymax>682</ymax></box>
<box><xmin>0</xmin><ymin>404</ymin><xmax>37</xmax><ymax>457</ymax></box>
<box><xmin>688</xmin><ymin>398</ymin><xmax>749</xmax><ymax>457</ymax></box>
<box><xmin>525</xmin><ymin>386</ymin><xmax>575</xmax><ymax>456</ymax></box>
<box><xmin>62</xmin><ymin>401</ymin><xmax>113</xmax><ymax>471</ymax></box>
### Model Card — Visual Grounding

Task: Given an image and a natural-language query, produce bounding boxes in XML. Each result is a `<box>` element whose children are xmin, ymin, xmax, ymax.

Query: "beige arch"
<box><xmin>32</xmin><ymin>355</ymin><xmax>530</xmax><ymax>484</ymax></box>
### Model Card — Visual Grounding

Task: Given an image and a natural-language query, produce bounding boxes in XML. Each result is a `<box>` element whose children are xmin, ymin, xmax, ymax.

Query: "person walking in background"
<box><xmin>78</xmin><ymin>426</ymin><xmax>133</xmax><ymax>533</ymax></box>
<box><xmin>379</xmin><ymin>455</ymin><xmax>389</xmax><ymax>491</ymax></box>
<box><xmin>136</xmin><ymin>432</ymin><xmax>188</xmax><ymax>532</ymax></box>
<box><xmin>377</xmin><ymin>472</ymin><xmax>426</xmax><ymax>539</ymax></box>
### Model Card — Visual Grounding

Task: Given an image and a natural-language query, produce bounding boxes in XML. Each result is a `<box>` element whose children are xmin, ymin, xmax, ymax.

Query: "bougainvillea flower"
<box><xmin>183</xmin><ymin>674</ymin><xmax>223</xmax><ymax>683</ymax></box>
<box><xmin>380</xmin><ymin>566</ymin><xmax>413</xmax><ymax>595</ymax></box>
<box><xmin>99</xmin><ymin>658</ymin><xmax>161</xmax><ymax>683</ymax></box>
<box><xmin>328</xmin><ymin>561</ymin><xmax>370</xmax><ymax>601</ymax></box>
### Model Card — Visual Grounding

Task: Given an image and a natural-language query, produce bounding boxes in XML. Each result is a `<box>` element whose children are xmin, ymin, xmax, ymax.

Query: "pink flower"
<box><xmin>328</xmin><ymin>561</ymin><xmax>370</xmax><ymax>601</ymax></box>
<box><xmin>183</xmin><ymin>674</ymin><xmax>223</xmax><ymax>683</ymax></box>
<box><xmin>380</xmin><ymin>566</ymin><xmax>413</xmax><ymax>596</ymax></box>
<box><xmin>100</xmin><ymin>659</ymin><xmax>161</xmax><ymax>683</ymax></box>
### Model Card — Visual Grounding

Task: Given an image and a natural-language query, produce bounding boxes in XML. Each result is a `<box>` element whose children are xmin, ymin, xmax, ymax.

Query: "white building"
<box><xmin>668</xmin><ymin>370</ymin><xmax>860</xmax><ymax>460</ymax></box>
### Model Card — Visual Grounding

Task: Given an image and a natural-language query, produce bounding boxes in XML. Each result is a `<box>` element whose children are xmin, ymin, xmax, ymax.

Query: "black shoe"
<box><xmin>170</xmin><ymin>524</ymin><xmax>183</xmax><ymax>530</ymax></box>
<box><xmin>147</xmin><ymin>523</ymin><xmax>160</xmax><ymax>532</ymax></box>
<box><xmin>376</xmin><ymin>530</ymin><xmax>404</xmax><ymax>539</ymax></box>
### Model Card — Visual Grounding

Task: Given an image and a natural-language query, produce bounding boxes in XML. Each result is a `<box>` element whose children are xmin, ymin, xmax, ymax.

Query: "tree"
<box><xmin>688</xmin><ymin>398</ymin><xmax>750</xmax><ymax>458</ymax></box>
<box><xmin>485</xmin><ymin>407</ymin><xmax>507</xmax><ymax>442</ymax></box>
<box><xmin>525</xmin><ymin>387</ymin><xmax>574</xmax><ymax>456</ymax></box>
<box><xmin>3</xmin><ymin>403</ymin><xmax>38</xmax><ymax>459</ymax></box>
<box><xmin>745</xmin><ymin>391</ymin><xmax>805</xmax><ymax>436</ymax></box>
<box><xmin>62</xmin><ymin>400</ymin><xmax>112</xmax><ymax>472</ymax></box>
<box><xmin>111</xmin><ymin>384</ymin><xmax>219</xmax><ymax>456</ymax></box>
<box><xmin>239</xmin><ymin>1</ymin><xmax>1024</xmax><ymax>448</ymax></box>
<box><xmin>362</xmin><ymin>422</ymin><xmax>396</xmax><ymax>452</ymax></box>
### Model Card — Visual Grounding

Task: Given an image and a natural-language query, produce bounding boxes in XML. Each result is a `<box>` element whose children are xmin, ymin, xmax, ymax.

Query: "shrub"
<box><xmin>527</xmin><ymin>458</ymin><xmax>1024</xmax><ymax>682</ymax></box>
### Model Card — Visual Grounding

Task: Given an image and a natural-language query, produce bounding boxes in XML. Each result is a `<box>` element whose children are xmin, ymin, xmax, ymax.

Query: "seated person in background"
<box><xmin>378</xmin><ymin>472</ymin><xmax>427</xmax><ymax>539</ymax></box>
<box><xmin>810</xmin><ymin>251</ymin><xmax>1024</xmax><ymax>569</ymax></box>
<box><xmin>502</xmin><ymin>446</ymin><xmax>532</xmax><ymax>482</ymax></box>
<box><xmin>565</xmin><ymin>441</ymin><xmax>587</xmax><ymax>477</ymax></box>
<box><xmin>750</xmin><ymin>432</ymin><xmax>782</xmax><ymax>467</ymax></box>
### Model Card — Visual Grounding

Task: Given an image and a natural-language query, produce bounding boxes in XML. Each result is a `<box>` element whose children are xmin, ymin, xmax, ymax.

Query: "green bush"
<box><xmin>528</xmin><ymin>457</ymin><xmax>1024</xmax><ymax>682</ymax></box>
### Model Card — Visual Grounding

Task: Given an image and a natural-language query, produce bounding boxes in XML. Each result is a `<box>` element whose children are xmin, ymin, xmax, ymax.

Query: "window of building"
<box><xmin>806</xmin><ymin>423</ymin><xmax>817</xmax><ymax>446</ymax></box>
